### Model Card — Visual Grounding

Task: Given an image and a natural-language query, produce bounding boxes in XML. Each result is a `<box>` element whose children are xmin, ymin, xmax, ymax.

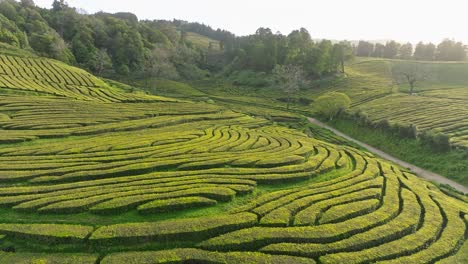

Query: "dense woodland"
<box><xmin>0</xmin><ymin>0</ymin><xmax>360</xmax><ymax>82</ymax></box>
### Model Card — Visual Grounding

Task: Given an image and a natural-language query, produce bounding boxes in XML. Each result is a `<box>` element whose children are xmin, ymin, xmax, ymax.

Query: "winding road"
<box><xmin>308</xmin><ymin>117</ymin><xmax>468</xmax><ymax>194</ymax></box>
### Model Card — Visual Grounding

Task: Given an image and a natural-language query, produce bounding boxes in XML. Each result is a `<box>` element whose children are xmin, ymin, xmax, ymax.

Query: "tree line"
<box><xmin>0</xmin><ymin>0</ymin><xmax>353</xmax><ymax>81</ymax></box>
<box><xmin>0</xmin><ymin>0</ymin><xmax>213</xmax><ymax>80</ymax></box>
<box><xmin>0</xmin><ymin>0</ymin><xmax>465</xmax><ymax>84</ymax></box>
<box><xmin>356</xmin><ymin>39</ymin><xmax>466</xmax><ymax>61</ymax></box>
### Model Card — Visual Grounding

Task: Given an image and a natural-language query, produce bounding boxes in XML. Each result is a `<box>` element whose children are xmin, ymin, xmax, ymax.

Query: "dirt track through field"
<box><xmin>308</xmin><ymin>117</ymin><xmax>468</xmax><ymax>194</ymax></box>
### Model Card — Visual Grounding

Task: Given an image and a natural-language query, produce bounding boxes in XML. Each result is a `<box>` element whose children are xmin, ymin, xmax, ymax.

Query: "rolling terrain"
<box><xmin>185</xmin><ymin>58</ymin><xmax>468</xmax><ymax>187</ymax></box>
<box><xmin>339</xmin><ymin>59</ymin><xmax>468</xmax><ymax>149</ymax></box>
<box><xmin>0</xmin><ymin>51</ymin><xmax>467</xmax><ymax>263</ymax></box>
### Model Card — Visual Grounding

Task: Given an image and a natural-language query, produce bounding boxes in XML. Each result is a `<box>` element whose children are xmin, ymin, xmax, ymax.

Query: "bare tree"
<box><xmin>391</xmin><ymin>63</ymin><xmax>429</xmax><ymax>94</ymax></box>
<box><xmin>273</xmin><ymin>64</ymin><xmax>304</xmax><ymax>110</ymax></box>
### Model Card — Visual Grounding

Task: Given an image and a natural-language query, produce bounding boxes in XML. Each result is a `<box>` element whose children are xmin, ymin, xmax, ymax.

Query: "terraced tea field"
<box><xmin>324</xmin><ymin>60</ymin><xmax>468</xmax><ymax>149</ymax></box>
<box><xmin>0</xmin><ymin>54</ymin><xmax>467</xmax><ymax>263</ymax></box>
<box><xmin>0</xmin><ymin>55</ymin><xmax>158</xmax><ymax>102</ymax></box>
<box><xmin>194</xmin><ymin>59</ymin><xmax>468</xmax><ymax>149</ymax></box>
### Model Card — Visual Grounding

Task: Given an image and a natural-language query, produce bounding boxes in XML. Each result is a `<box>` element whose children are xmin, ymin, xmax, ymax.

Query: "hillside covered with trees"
<box><xmin>0</xmin><ymin>0</ymin><xmax>355</xmax><ymax>82</ymax></box>
<box><xmin>1</xmin><ymin>0</ymin><xmax>466</xmax><ymax>86</ymax></box>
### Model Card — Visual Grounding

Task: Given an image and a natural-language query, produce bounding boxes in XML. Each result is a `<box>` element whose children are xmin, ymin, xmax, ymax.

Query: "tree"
<box><xmin>356</xmin><ymin>41</ymin><xmax>374</xmax><ymax>57</ymax></box>
<box><xmin>384</xmin><ymin>41</ymin><xmax>400</xmax><ymax>59</ymax></box>
<box><xmin>332</xmin><ymin>41</ymin><xmax>354</xmax><ymax>73</ymax></box>
<box><xmin>391</xmin><ymin>63</ymin><xmax>429</xmax><ymax>94</ymax></box>
<box><xmin>0</xmin><ymin>1</ymin><xmax>17</xmax><ymax>21</ymax></box>
<box><xmin>414</xmin><ymin>42</ymin><xmax>436</xmax><ymax>61</ymax></box>
<box><xmin>423</xmin><ymin>43</ymin><xmax>436</xmax><ymax>61</ymax></box>
<box><xmin>413</xmin><ymin>42</ymin><xmax>425</xmax><ymax>60</ymax></box>
<box><xmin>90</xmin><ymin>49</ymin><xmax>112</xmax><ymax>76</ymax></box>
<box><xmin>314</xmin><ymin>92</ymin><xmax>351</xmax><ymax>120</ymax></box>
<box><xmin>436</xmin><ymin>39</ymin><xmax>466</xmax><ymax>61</ymax></box>
<box><xmin>52</xmin><ymin>0</ymin><xmax>67</xmax><ymax>11</ymax></box>
<box><xmin>372</xmin><ymin>43</ymin><xmax>385</xmax><ymax>58</ymax></box>
<box><xmin>399</xmin><ymin>43</ymin><xmax>413</xmax><ymax>60</ymax></box>
<box><xmin>273</xmin><ymin>64</ymin><xmax>304</xmax><ymax>110</ymax></box>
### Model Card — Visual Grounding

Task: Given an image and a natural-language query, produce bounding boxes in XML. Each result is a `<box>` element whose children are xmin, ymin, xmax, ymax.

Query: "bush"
<box><xmin>352</xmin><ymin>111</ymin><xmax>371</xmax><ymax>126</ymax></box>
<box><xmin>421</xmin><ymin>130</ymin><xmax>451</xmax><ymax>151</ymax></box>
<box><xmin>314</xmin><ymin>92</ymin><xmax>352</xmax><ymax>121</ymax></box>
<box><xmin>101</xmin><ymin>248</ymin><xmax>315</xmax><ymax>264</ymax></box>
<box><xmin>90</xmin><ymin>212</ymin><xmax>258</xmax><ymax>244</ymax></box>
<box><xmin>230</xmin><ymin>70</ymin><xmax>271</xmax><ymax>87</ymax></box>
<box><xmin>375</xmin><ymin>119</ymin><xmax>392</xmax><ymax>131</ymax></box>
<box><xmin>116</xmin><ymin>64</ymin><xmax>130</xmax><ymax>75</ymax></box>
<box><xmin>298</xmin><ymin>97</ymin><xmax>313</xmax><ymax>106</ymax></box>
<box><xmin>277</xmin><ymin>97</ymin><xmax>313</xmax><ymax>106</ymax></box>
<box><xmin>392</xmin><ymin>123</ymin><xmax>418</xmax><ymax>139</ymax></box>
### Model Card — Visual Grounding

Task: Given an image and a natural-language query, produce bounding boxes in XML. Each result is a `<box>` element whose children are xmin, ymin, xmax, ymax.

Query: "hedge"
<box><xmin>137</xmin><ymin>196</ymin><xmax>217</xmax><ymax>214</ymax></box>
<box><xmin>100</xmin><ymin>248</ymin><xmax>315</xmax><ymax>264</ymax></box>
<box><xmin>89</xmin><ymin>212</ymin><xmax>258</xmax><ymax>243</ymax></box>
<box><xmin>0</xmin><ymin>252</ymin><xmax>98</xmax><ymax>264</ymax></box>
<box><xmin>0</xmin><ymin>223</ymin><xmax>93</xmax><ymax>243</ymax></box>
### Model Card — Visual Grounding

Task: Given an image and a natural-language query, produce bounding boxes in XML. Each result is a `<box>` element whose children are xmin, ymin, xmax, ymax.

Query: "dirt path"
<box><xmin>308</xmin><ymin>117</ymin><xmax>468</xmax><ymax>194</ymax></box>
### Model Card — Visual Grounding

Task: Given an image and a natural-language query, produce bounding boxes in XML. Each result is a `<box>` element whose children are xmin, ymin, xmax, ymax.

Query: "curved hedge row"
<box><xmin>100</xmin><ymin>248</ymin><xmax>315</xmax><ymax>264</ymax></box>
<box><xmin>0</xmin><ymin>58</ymin><xmax>466</xmax><ymax>263</ymax></box>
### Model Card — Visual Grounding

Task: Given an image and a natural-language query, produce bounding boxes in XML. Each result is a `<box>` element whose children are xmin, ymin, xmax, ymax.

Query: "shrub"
<box><xmin>375</xmin><ymin>119</ymin><xmax>392</xmax><ymax>131</ymax></box>
<box><xmin>393</xmin><ymin>123</ymin><xmax>418</xmax><ymax>139</ymax></box>
<box><xmin>314</xmin><ymin>92</ymin><xmax>352</xmax><ymax>121</ymax></box>
<box><xmin>90</xmin><ymin>212</ymin><xmax>258</xmax><ymax>244</ymax></box>
<box><xmin>420</xmin><ymin>130</ymin><xmax>451</xmax><ymax>151</ymax></box>
<box><xmin>101</xmin><ymin>248</ymin><xmax>316</xmax><ymax>264</ymax></box>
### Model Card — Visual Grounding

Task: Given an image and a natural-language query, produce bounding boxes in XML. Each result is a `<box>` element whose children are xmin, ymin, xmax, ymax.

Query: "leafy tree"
<box><xmin>399</xmin><ymin>43</ymin><xmax>413</xmax><ymax>60</ymax></box>
<box><xmin>241</xmin><ymin>28</ymin><xmax>278</xmax><ymax>72</ymax></box>
<box><xmin>414</xmin><ymin>42</ymin><xmax>436</xmax><ymax>61</ymax></box>
<box><xmin>20</xmin><ymin>0</ymin><xmax>35</xmax><ymax>8</ymax></box>
<box><xmin>391</xmin><ymin>63</ymin><xmax>429</xmax><ymax>94</ymax></box>
<box><xmin>332</xmin><ymin>41</ymin><xmax>354</xmax><ymax>73</ymax></box>
<box><xmin>0</xmin><ymin>0</ymin><xmax>17</xmax><ymax>21</ymax></box>
<box><xmin>314</xmin><ymin>92</ymin><xmax>351</xmax><ymax>120</ymax></box>
<box><xmin>273</xmin><ymin>64</ymin><xmax>304</xmax><ymax>109</ymax></box>
<box><xmin>112</xmin><ymin>12</ymin><xmax>138</xmax><ymax>24</ymax></box>
<box><xmin>356</xmin><ymin>41</ymin><xmax>374</xmax><ymax>57</ymax></box>
<box><xmin>0</xmin><ymin>14</ymin><xmax>28</xmax><ymax>47</ymax></box>
<box><xmin>436</xmin><ymin>39</ymin><xmax>466</xmax><ymax>61</ymax></box>
<box><xmin>71</xmin><ymin>28</ymin><xmax>96</xmax><ymax>65</ymax></box>
<box><xmin>423</xmin><ymin>43</ymin><xmax>436</xmax><ymax>61</ymax></box>
<box><xmin>413</xmin><ymin>42</ymin><xmax>426</xmax><ymax>60</ymax></box>
<box><xmin>384</xmin><ymin>41</ymin><xmax>400</xmax><ymax>59</ymax></box>
<box><xmin>372</xmin><ymin>43</ymin><xmax>385</xmax><ymax>58</ymax></box>
<box><xmin>89</xmin><ymin>48</ymin><xmax>112</xmax><ymax>76</ymax></box>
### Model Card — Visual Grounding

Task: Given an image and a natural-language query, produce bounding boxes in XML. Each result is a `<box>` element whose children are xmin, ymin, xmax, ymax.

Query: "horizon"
<box><xmin>32</xmin><ymin>0</ymin><xmax>468</xmax><ymax>44</ymax></box>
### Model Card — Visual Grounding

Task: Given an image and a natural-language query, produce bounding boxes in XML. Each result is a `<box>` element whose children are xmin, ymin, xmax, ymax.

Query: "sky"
<box><xmin>33</xmin><ymin>0</ymin><xmax>468</xmax><ymax>44</ymax></box>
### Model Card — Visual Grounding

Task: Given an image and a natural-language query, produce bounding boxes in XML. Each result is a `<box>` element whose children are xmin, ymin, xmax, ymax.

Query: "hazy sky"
<box><xmin>33</xmin><ymin>0</ymin><xmax>468</xmax><ymax>44</ymax></box>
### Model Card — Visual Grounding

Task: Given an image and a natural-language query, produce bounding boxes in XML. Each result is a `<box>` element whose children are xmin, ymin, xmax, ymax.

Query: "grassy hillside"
<box><xmin>0</xmin><ymin>53</ymin><xmax>467</xmax><ymax>263</ymax></box>
<box><xmin>186</xmin><ymin>32</ymin><xmax>221</xmax><ymax>51</ymax></box>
